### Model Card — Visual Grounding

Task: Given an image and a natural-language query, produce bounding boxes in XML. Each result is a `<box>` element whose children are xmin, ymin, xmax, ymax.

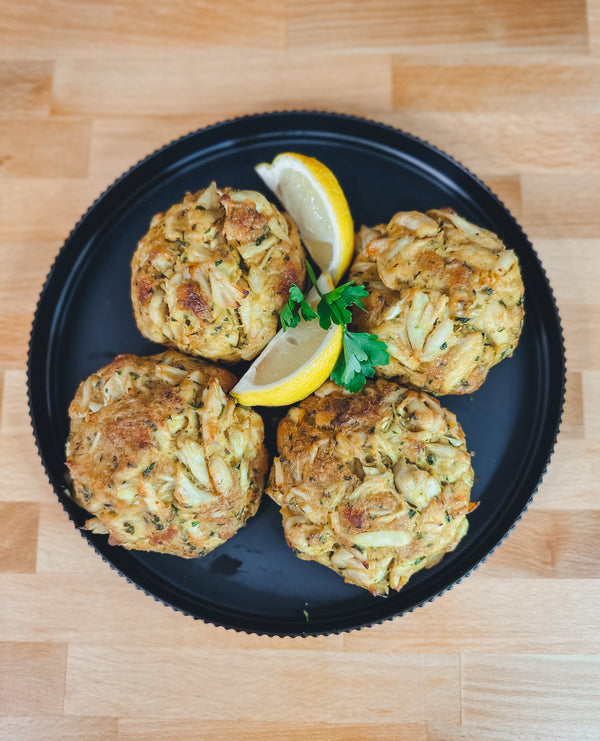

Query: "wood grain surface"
<box><xmin>1</xmin><ymin>1</ymin><xmax>599</xmax><ymax>739</ymax></box>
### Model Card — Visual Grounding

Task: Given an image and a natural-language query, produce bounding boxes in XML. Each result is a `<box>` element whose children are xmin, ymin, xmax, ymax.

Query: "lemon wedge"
<box><xmin>231</xmin><ymin>274</ymin><xmax>343</xmax><ymax>407</ymax></box>
<box><xmin>255</xmin><ymin>153</ymin><xmax>354</xmax><ymax>284</ymax></box>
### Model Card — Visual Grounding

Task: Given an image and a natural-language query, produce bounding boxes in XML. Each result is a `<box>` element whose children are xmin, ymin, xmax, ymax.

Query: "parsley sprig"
<box><xmin>281</xmin><ymin>262</ymin><xmax>389</xmax><ymax>393</ymax></box>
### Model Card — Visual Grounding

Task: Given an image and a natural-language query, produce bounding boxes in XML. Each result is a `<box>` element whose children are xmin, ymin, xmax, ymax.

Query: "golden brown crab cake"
<box><xmin>267</xmin><ymin>379</ymin><xmax>475</xmax><ymax>596</ymax></box>
<box><xmin>350</xmin><ymin>209</ymin><xmax>525</xmax><ymax>395</ymax></box>
<box><xmin>131</xmin><ymin>183</ymin><xmax>306</xmax><ymax>363</ymax></box>
<box><xmin>66</xmin><ymin>350</ymin><xmax>268</xmax><ymax>558</ymax></box>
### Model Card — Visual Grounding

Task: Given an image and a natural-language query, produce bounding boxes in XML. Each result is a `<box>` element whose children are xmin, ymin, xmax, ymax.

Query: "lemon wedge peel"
<box><xmin>255</xmin><ymin>153</ymin><xmax>354</xmax><ymax>284</ymax></box>
<box><xmin>231</xmin><ymin>274</ymin><xmax>343</xmax><ymax>407</ymax></box>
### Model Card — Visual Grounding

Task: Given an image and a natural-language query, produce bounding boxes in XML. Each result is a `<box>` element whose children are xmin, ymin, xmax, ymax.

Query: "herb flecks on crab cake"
<box><xmin>350</xmin><ymin>208</ymin><xmax>525</xmax><ymax>395</ymax></box>
<box><xmin>66</xmin><ymin>350</ymin><xmax>268</xmax><ymax>558</ymax></box>
<box><xmin>131</xmin><ymin>183</ymin><xmax>306</xmax><ymax>363</ymax></box>
<box><xmin>268</xmin><ymin>379</ymin><xmax>476</xmax><ymax>596</ymax></box>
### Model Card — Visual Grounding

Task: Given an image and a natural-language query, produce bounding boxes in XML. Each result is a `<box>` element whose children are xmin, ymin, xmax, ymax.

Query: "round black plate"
<box><xmin>28</xmin><ymin>112</ymin><xmax>565</xmax><ymax>636</ymax></box>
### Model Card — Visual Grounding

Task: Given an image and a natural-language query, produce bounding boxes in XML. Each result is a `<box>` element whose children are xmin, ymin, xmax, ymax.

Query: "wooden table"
<box><xmin>1</xmin><ymin>1</ymin><xmax>599</xmax><ymax>738</ymax></box>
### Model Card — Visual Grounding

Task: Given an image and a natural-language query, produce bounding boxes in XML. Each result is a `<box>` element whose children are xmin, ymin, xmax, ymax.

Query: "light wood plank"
<box><xmin>0</xmin><ymin>572</ymin><xmax>346</xmax><ymax>651</ymax></box>
<box><xmin>0</xmin><ymin>177</ymin><xmax>105</xmax><ymax>239</ymax></box>
<box><xmin>427</xmin><ymin>721</ymin><xmax>600</xmax><ymax>740</ymax></box>
<box><xmin>582</xmin><ymin>371</ymin><xmax>600</xmax><ymax>439</ymax></box>
<box><xmin>0</xmin><ymin>502</ymin><xmax>40</xmax><ymax>573</ymax></box>
<box><xmin>88</xmin><ymin>115</ymin><xmax>219</xmax><ymax>186</ymax></box>
<box><xmin>462</xmin><ymin>655</ymin><xmax>600</xmax><ymax>727</ymax></box>
<box><xmin>0</xmin><ymin>61</ymin><xmax>53</xmax><ymax>118</ymax></box>
<box><xmin>532</xmin><ymin>238</ymin><xmax>600</xmax><ymax>308</ymax></box>
<box><xmin>479</xmin><ymin>510</ymin><xmax>600</xmax><ymax>578</ymax></box>
<box><xmin>36</xmin><ymin>502</ymin><xmax>115</xmax><ymax>575</ymax></box>
<box><xmin>64</xmin><ymin>645</ymin><xmax>459</xmax><ymax>722</ymax></box>
<box><xmin>0</xmin><ymin>238</ymin><xmax>65</xmax><ymax>369</ymax></box>
<box><xmin>476</xmin><ymin>175</ymin><xmax>522</xmax><ymax>222</ymax></box>
<box><xmin>529</xmin><ymin>439</ymin><xmax>600</xmax><ymax>510</ymax></box>
<box><xmin>118</xmin><ymin>720</ymin><xmax>428</xmax><ymax>741</ymax></box>
<box><xmin>589</xmin><ymin>0</ymin><xmax>600</xmax><ymax>55</ymax></box>
<box><xmin>2</xmin><ymin>573</ymin><xmax>598</xmax><ymax>654</ymax></box>
<box><xmin>522</xmin><ymin>174</ymin><xmax>600</xmax><ymax>238</ymax></box>
<box><xmin>0</xmin><ymin>641</ymin><xmax>67</xmax><ymax>715</ymax></box>
<box><xmin>0</xmin><ymin>0</ymin><xmax>285</xmax><ymax>59</ymax></box>
<box><xmin>0</xmin><ymin>238</ymin><xmax>58</xmax><ymax>313</ymax></box>
<box><xmin>342</xmin><ymin>577</ymin><xmax>600</xmax><ymax>654</ymax></box>
<box><xmin>0</xmin><ymin>119</ymin><xmax>91</xmax><ymax>178</ymax></box>
<box><xmin>288</xmin><ymin>0</ymin><xmax>588</xmax><ymax>53</ymax></box>
<box><xmin>52</xmin><ymin>54</ymin><xmax>392</xmax><ymax>117</ymax></box>
<box><xmin>557</xmin><ymin>371</ymin><xmax>584</xmax><ymax>440</ymax></box>
<box><xmin>392</xmin><ymin>63</ymin><xmax>600</xmax><ymax>113</ymax></box>
<box><xmin>378</xmin><ymin>112</ymin><xmax>600</xmax><ymax>176</ymax></box>
<box><xmin>0</xmin><ymin>371</ymin><xmax>55</xmax><ymax>503</ymax></box>
<box><xmin>545</xmin><ymin>303</ymin><xmax>600</xmax><ymax>373</ymax></box>
<box><xmin>0</xmin><ymin>716</ymin><xmax>118</xmax><ymax>740</ymax></box>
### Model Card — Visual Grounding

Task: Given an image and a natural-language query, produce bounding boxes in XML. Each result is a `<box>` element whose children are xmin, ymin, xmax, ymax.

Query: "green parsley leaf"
<box><xmin>288</xmin><ymin>284</ymin><xmax>305</xmax><ymax>303</ymax></box>
<box><xmin>280</xmin><ymin>301</ymin><xmax>299</xmax><ymax>329</ymax></box>
<box><xmin>289</xmin><ymin>284</ymin><xmax>317</xmax><ymax>322</ymax></box>
<box><xmin>331</xmin><ymin>330</ymin><xmax>389</xmax><ymax>393</ymax></box>
<box><xmin>280</xmin><ymin>283</ymin><xmax>317</xmax><ymax>330</ymax></box>
<box><xmin>280</xmin><ymin>260</ymin><xmax>389</xmax><ymax>392</ymax></box>
<box><xmin>305</xmin><ymin>261</ymin><xmax>367</xmax><ymax>330</ymax></box>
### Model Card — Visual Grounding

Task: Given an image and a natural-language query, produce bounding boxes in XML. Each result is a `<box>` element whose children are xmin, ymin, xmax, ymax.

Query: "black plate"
<box><xmin>28</xmin><ymin>111</ymin><xmax>565</xmax><ymax>636</ymax></box>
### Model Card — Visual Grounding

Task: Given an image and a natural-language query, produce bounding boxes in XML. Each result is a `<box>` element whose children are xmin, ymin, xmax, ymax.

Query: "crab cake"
<box><xmin>350</xmin><ymin>208</ymin><xmax>525</xmax><ymax>395</ymax></box>
<box><xmin>66</xmin><ymin>350</ymin><xmax>268</xmax><ymax>558</ymax></box>
<box><xmin>131</xmin><ymin>183</ymin><xmax>306</xmax><ymax>363</ymax></box>
<box><xmin>267</xmin><ymin>379</ymin><xmax>475</xmax><ymax>596</ymax></box>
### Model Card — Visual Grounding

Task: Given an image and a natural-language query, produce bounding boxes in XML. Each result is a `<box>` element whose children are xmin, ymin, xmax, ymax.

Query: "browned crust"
<box><xmin>268</xmin><ymin>379</ymin><xmax>475</xmax><ymax>595</ymax></box>
<box><xmin>66</xmin><ymin>350</ymin><xmax>267</xmax><ymax>559</ymax></box>
<box><xmin>220</xmin><ymin>192</ymin><xmax>269</xmax><ymax>243</ymax></box>
<box><xmin>350</xmin><ymin>209</ymin><xmax>525</xmax><ymax>395</ymax></box>
<box><xmin>130</xmin><ymin>185</ymin><xmax>307</xmax><ymax>362</ymax></box>
<box><xmin>176</xmin><ymin>281</ymin><xmax>213</xmax><ymax>322</ymax></box>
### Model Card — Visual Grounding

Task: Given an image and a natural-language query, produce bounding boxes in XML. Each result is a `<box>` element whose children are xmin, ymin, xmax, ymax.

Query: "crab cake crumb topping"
<box><xmin>66</xmin><ymin>350</ymin><xmax>267</xmax><ymax>557</ymax></box>
<box><xmin>350</xmin><ymin>208</ymin><xmax>525</xmax><ymax>394</ymax></box>
<box><xmin>131</xmin><ymin>183</ymin><xmax>306</xmax><ymax>363</ymax></box>
<box><xmin>267</xmin><ymin>379</ymin><xmax>475</xmax><ymax>595</ymax></box>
